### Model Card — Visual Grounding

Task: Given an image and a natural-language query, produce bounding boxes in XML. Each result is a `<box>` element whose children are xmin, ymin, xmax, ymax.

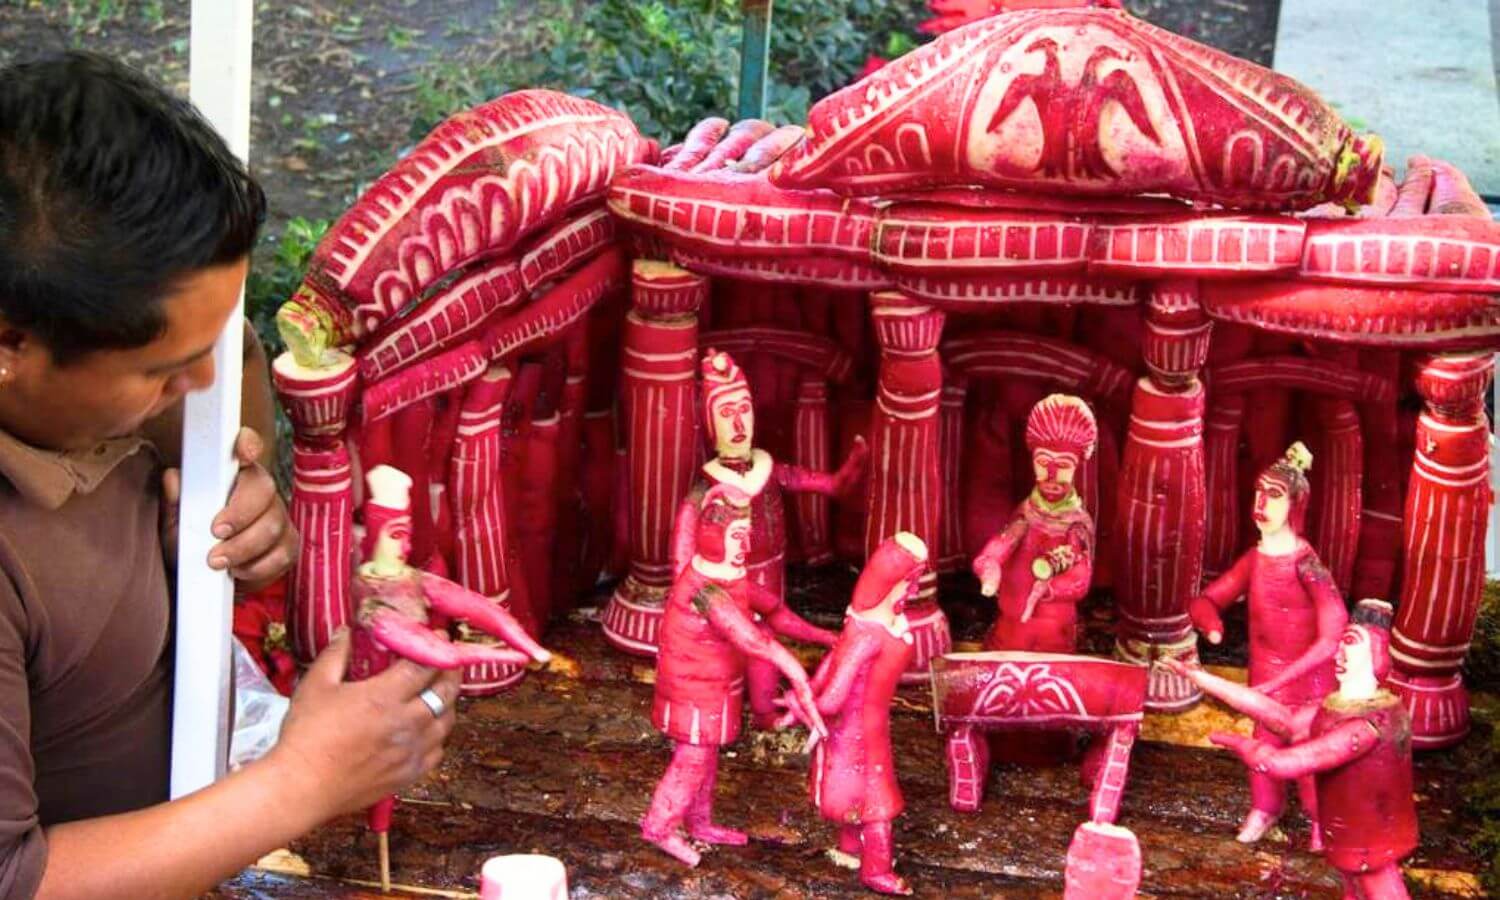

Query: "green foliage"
<box><xmin>408</xmin><ymin>0</ymin><xmax>928</xmax><ymax>145</ymax></box>
<box><xmin>1466</xmin><ymin>580</ymin><xmax>1500</xmax><ymax>692</ymax></box>
<box><xmin>1466</xmin><ymin>584</ymin><xmax>1500</xmax><ymax>894</ymax></box>
<box><xmin>245</xmin><ymin>217</ymin><xmax>330</xmax><ymax>357</ymax></box>
<box><xmin>10</xmin><ymin>0</ymin><xmax>166</xmax><ymax>29</ymax></box>
<box><xmin>1468</xmin><ymin>699</ymin><xmax>1500</xmax><ymax>894</ymax></box>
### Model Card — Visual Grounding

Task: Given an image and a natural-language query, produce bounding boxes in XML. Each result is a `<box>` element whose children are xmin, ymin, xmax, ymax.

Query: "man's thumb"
<box><xmin>306</xmin><ymin>629</ymin><xmax>352</xmax><ymax>685</ymax></box>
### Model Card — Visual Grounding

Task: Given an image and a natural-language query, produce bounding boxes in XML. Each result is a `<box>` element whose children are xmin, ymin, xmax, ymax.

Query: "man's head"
<box><xmin>1335</xmin><ymin>599</ymin><xmax>1393</xmax><ymax>701</ymax></box>
<box><xmin>701</xmin><ymin>349</ymin><xmax>753</xmax><ymax>459</ymax></box>
<box><xmin>0</xmin><ymin>52</ymin><xmax>264</xmax><ymax>450</ymax></box>
<box><xmin>851</xmin><ymin>532</ymin><xmax>928</xmax><ymax>618</ymax></box>
<box><xmin>1025</xmin><ymin>394</ymin><xmax>1097</xmax><ymax>505</ymax></box>
<box><xmin>1253</xmin><ymin>442</ymin><xmax>1313</xmax><ymax>537</ymax></box>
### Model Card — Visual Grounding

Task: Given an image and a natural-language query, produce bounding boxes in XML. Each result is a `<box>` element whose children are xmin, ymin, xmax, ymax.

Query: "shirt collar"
<box><xmin>0</xmin><ymin>427</ymin><xmax>147</xmax><ymax>511</ymax></box>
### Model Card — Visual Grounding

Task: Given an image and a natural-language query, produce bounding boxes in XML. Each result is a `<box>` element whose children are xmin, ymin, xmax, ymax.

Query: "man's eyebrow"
<box><xmin>144</xmin><ymin>343</ymin><xmax>214</xmax><ymax>375</ymax></box>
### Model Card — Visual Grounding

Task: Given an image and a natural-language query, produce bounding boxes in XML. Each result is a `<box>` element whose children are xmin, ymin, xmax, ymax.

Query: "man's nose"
<box><xmin>175</xmin><ymin>355</ymin><xmax>217</xmax><ymax>396</ymax></box>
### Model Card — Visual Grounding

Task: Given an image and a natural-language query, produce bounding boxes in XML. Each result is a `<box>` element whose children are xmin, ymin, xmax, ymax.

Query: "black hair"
<box><xmin>0</xmin><ymin>51</ymin><xmax>265</xmax><ymax>363</ymax></box>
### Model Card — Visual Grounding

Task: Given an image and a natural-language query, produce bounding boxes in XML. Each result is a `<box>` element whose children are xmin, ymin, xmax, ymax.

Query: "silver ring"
<box><xmin>418</xmin><ymin>687</ymin><xmax>446</xmax><ymax>719</ymax></box>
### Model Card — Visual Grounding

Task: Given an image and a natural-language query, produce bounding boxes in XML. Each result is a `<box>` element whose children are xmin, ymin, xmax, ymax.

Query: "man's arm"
<box><xmin>747</xmin><ymin>582</ymin><xmax>837</xmax><ymax>647</ymax></box>
<box><xmin>35</xmin><ymin>636</ymin><xmax>461</xmax><ymax>900</ymax></box>
<box><xmin>1187</xmin><ymin>550</ymin><xmax>1254</xmax><ymax>644</ymax></box>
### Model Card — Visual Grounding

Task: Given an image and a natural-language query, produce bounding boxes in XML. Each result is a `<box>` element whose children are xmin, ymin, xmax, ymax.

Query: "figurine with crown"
<box><xmin>1165</xmin><ymin>600</ymin><xmax>1417</xmax><ymax>899</ymax></box>
<box><xmin>1187</xmin><ymin>442</ymin><xmax>1349</xmax><ymax>849</ymax></box>
<box><xmin>793</xmin><ymin>532</ymin><xmax>927</xmax><ymax>896</ymax></box>
<box><xmin>643</xmin><ymin>484</ymin><xmax>828</xmax><ymax>867</ymax></box>
<box><xmin>669</xmin><ymin>348</ymin><xmax>869</xmax><ymax>728</ymax></box>
<box><xmin>971</xmin><ymin>394</ymin><xmax>1099</xmax><ymax>654</ymax></box>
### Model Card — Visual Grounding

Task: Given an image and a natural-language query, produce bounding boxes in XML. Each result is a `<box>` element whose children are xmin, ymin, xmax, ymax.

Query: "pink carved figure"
<box><xmin>1187</xmin><ymin>442</ymin><xmax>1348</xmax><ymax>849</ymax></box>
<box><xmin>347</xmin><ymin>466</ymin><xmax>553</xmax><ymax>889</ymax></box>
<box><xmin>670</xmin><ymin>349</ymin><xmax>868</xmax><ymax>727</ymax></box>
<box><xmin>972</xmin><ymin>394</ymin><xmax>1098</xmax><ymax>653</ymax></box>
<box><xmin>1165</xmin><ymin>600</ymin><xmax>1417</xmax><ymax>900</ymax></box>
<box><xmin>643</xmin><ymin>485</ymin><xmax>828</xmax><ymax>867</ymax></box>
<box><xmin>799</xmin><ymin>533</ymin><xmax>925</xmax><ymax>895</ymax></box>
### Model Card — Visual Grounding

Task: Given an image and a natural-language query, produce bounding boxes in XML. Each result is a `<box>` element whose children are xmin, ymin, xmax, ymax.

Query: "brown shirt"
<box><xmin>0</xmin><ymin>429</ymin><xmax>171</xmax><ymax>899</ymax></box>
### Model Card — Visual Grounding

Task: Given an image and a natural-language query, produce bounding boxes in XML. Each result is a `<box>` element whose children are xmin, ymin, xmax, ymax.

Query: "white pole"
<box><xmin>170</xmin><ymin>0</ymin><xmax>254</xmax><ymax>799</ymax></box>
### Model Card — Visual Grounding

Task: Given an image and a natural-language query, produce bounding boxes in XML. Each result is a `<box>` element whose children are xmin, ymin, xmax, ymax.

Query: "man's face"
<box><xmin>1334</xmin><ymin>625</ymin><xmax>1373</xmax><ymax>687</ymax></box>
<box><xmin>1253</xmin><ymin>475</ymin><xmax>1292</xmax><ymax>536</ymax></box>
<box><xmin>711</xmin><ymin>388</ymin><xmax>754</xmax><ymax>458</ymax></box>
<box><xmin>0</xmin><ymin>259</ymin><xmax>246</xmax><ymax>451</ymax></box>
<box><xmin>1032</xmin><ymin>449</ymin><xmax>1077</xmax><ymax>503</ymax></box>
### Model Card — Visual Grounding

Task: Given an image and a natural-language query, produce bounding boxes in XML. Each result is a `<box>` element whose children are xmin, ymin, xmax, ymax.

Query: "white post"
<box><xmin>170</xmin><ymin>0</ymin><xmax>254</xmax><ymax>799</ymax></box>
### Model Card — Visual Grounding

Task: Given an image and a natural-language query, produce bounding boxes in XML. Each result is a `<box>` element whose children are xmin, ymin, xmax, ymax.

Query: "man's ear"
<box><xmin>0</xmin><ymin>317</ymin><xmax>27</xmax><ymax>384</ymax></box>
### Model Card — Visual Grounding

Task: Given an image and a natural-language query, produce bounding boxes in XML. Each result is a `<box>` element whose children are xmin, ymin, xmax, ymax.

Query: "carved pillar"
<box><xmin>448</xmin><ymin>365</ymin><xmax>526</xmax><ymax>696</ymax></box>
<box><xmin>1309</xmin><ymin>397</ymin><xmax>1363</xmax><ymax>595</ymax></box>
<box><xmin>286</xmin><ymin>441</ymin><xmax>354</xmax><ymax>665</ymax></box>
<box><xmin>551</xmin><ymin>332</ymin><xmax>590</xmax><ymax>609</ymax></box>
<box><xmin>866</xmin><ymin>291</ymin><xmax>949</xmax><ymax>674</ymax></box>
<box><xmin>792</xmin><ymin>377</ymin><xmax>834</xmax><ymax>566</ymax></box>
<box><xmin>1391</xmin><ymin>353</ymin><xmax>1494</xmax><ymax>749</ymax></box>
<box><xmin>1202</xmin><ymin>394</ymin><xmax>1246</xmax><ymax>578</ymax></box>
<box><xmin>272</xmin><ymin>350</ymin><xmax>359</xmax><ymax>666</ymax></box>
<box><xmin>937</xmin><ymin>379</ymin><xmax>968</xmax><ymax>573</ymax></box>
<box><xmin>601</xmin><ymin>262</ymin><xmax>706</xmax><ymax>655</ymax></box>
<box><xmin>1114</xmin><ymin>282</ymin><xmax>1210</xmax><ymax>711</ymax></box>
<box><xmin>1354</xmin><ymin>350</ymin><xmax>1404</xmax><ymax>602</ymax></box>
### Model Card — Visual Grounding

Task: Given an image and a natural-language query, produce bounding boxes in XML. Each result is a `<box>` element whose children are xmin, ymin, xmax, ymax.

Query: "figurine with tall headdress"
<box><xmin>971</xmin><ymin>394</ymin><xmax>1099</xmax><ymax>652</ymax></box>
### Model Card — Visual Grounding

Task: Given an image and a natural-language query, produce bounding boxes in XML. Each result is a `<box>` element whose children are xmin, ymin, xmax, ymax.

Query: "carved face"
<box><xmin>372</xmin><ymin>514</ymin><xmax>413</xmax><ymax>569</ymax></box>
<box><xmin>1334</xmin><ymin>625</ymin><xmax>1375</xmax><ymax>688</ymax></box>
<box><xmin>1032</xmin><ymin>449</ymin><xmax>1078</xmax><ymax>503</ymax></box>
<box><xmin>1252</xmin><ymin>474</ymin><xmax>1291</xmax><ymax>535</ymax></box>
<box><xmin>711</xmin><ymin>387</ymin><xmax>754</xmax><ymax>457</ymax></box>
<box><xmin>724</xmin><ymin>519</ymin><xmax>751</xmax><ymax>568</ymax></box>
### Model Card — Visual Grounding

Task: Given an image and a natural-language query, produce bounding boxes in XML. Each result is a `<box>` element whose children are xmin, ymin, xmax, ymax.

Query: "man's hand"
<box><xmin>1187</xmin><ymin>595</ymin><xmax>1225</xmax><ymax>645</ymax></box>
<box><xmin>832</xmin><ymin>436</ymin><xmax>870</xmax><ymax>500</ymax></box>
<box><xmin>269</xmin><ymin>632</ymin><xmax>461</xmax><ymax>817</ymax></box>
<box><xmin>162</xmin><ymin>428</ymin><xmax>297</xmax><ymax>587</ymax></box>
<box><xmin>973</xmin><ymin>556</ymin><xmax>1001</xmax><ymax>598</ymax></box>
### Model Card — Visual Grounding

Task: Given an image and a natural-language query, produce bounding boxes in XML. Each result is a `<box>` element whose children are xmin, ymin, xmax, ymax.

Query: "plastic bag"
<box><xmin>229</xmin><ymin>635</ymin><xmax>291</xmax><ymax>770</ymax></box>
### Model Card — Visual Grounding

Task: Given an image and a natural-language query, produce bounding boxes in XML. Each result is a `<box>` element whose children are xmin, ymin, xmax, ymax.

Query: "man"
<box><xmin>0</xmin><ymin>52</ymin><xmax>460</xmax><ymax>899</ymax></box>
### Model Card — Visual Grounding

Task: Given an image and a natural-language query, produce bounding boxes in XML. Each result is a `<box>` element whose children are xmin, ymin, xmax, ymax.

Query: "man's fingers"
<box><xmin>211</xmin><ymin>507</ymin><xmax>288</xmax><ymax>570</ymax></box>
<box><xmin>212</xmin><ymin>465</ymin><xmax>278</xmax><ymax>539</ymax></box>
<box><xmin>233</xmin><ymin>427</ymin><xmax>265</xmax><ymax>466</ymax></box>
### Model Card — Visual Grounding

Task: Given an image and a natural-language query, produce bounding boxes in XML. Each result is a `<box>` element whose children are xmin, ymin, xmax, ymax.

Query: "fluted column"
<box><xmin>1309</xmin><ymin>397</ymin><xmax>1363</xmax><ymax>595</ymax></box>
<box><xmin>1114</xmin><ymin>282</ymin><xmax>1210</xmax><ymax>711</ymax></box>
<box><xmin>1202</xmin><ymin>394</ymin><xmax>1247</xmax><ymax>579</ymax></box>
<box><xmin>448</xmin><ymin>365</ymin><xmax>526</xmax><ymax>696</ymax></box>
<box><xmin>1391</xmin><ymin>353</ymin><xmax>1494</xmax><ymax>749</ymax></box>
<box><xmin>601</xmin><ymin>262</ymin><xmax>707</xmax><ymax>656</ymax></box>
<box><xmin>937</xmin><ymin>379</ymin><xmax>968</xmax><ymax>573</ymax></box>
<box><xmin>792</xmin><ymin>377</ymin><xmax>834</xmax><ymax>565</ymax></box>
<box><xmin>272</xmin><ymin>350</ymin><xmax>359</xmax><ymax>666</ymax></box>
<box><xmin>866</xmin><ymin>291</ymin><xmax>949</xmax><ymax>674</ymax></box>
<box><xmin>286</xmin><ymin>442</ymin><xmax>354</xmax><ymax>665</ymax></box>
